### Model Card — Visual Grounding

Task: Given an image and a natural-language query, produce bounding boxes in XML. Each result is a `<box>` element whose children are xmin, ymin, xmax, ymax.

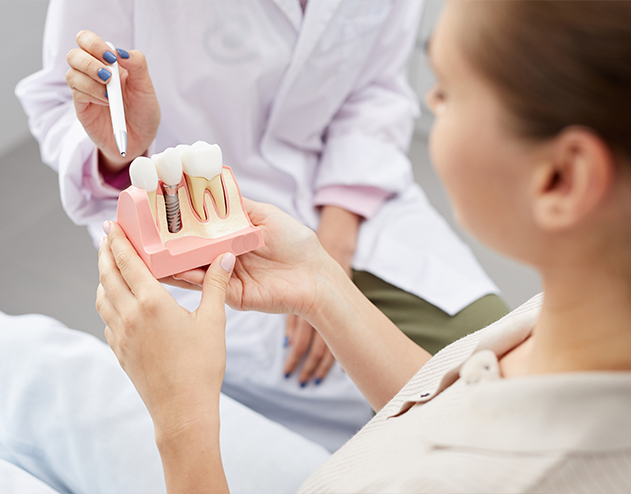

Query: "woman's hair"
<box><xmin>459</xmin><ymin>1</ymin><xmax>631</xmax><ymax>161</ymax></box>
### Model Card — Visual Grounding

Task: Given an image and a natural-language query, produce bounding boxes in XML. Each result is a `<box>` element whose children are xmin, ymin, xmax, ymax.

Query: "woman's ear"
<box><xmin>531</xmin><ymin>127</ymin><xmax>614</xmax><ymax>231</ymax></box>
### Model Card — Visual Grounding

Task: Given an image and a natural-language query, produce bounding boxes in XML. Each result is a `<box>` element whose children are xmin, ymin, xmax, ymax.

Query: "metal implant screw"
<box><xmin>162</xmin><ymin>184</ymin><xmax>182</xmax><ymax>233</ymax></box>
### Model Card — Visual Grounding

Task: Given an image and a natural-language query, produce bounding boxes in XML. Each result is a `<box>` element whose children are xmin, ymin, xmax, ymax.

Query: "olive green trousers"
<box><xmin>352</xmin><ymin>270</ymin><xmax>509</xmax><ymax>355</ymax></box>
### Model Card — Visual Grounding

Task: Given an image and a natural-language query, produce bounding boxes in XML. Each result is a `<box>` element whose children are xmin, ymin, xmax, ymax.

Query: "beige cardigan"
<box><xmin>300</xmin><ymin>294</ymin><xmax>631</xmax><ymax>493</ymax></box>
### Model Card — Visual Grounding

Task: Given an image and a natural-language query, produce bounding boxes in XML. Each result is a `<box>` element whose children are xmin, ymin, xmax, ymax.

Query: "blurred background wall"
<box><xmin>0</xmin><ymin>0</ymin><xmax>541</xmax><ymax>340</ymax></box>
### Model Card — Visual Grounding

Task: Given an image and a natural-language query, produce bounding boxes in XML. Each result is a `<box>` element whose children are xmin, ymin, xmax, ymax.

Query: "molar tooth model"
<box><xmin>117</xmin><ymin>142</ymin><xmax>264</xmax><ymax>279</ymax></box>
<box><xmin>179</xmin><ymin>141</ymin><xmax>226</xmax><ymax>219</ymax></box>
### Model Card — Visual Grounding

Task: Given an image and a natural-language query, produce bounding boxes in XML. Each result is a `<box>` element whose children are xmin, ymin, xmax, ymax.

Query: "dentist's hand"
<box><xmin>96</xmin><ymin>221</ymin><xmax>233</xmax><ymax>434</ymax></box>
<box><xmin>282</xmin><ymin>206</ymin><xmax>359</xmax><ymax>386</ymax></box>
<box><xmin>66</xmin><ymin>30</ymin><xmax>160</xmax><ymax>175</ymax></box>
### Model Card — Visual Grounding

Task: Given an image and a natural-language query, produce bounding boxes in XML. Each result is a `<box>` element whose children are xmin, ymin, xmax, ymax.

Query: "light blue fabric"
<box><xmin>0</xmin><ymin>311</ymin><xmax>330</xmax><ymax>494</ymax></box>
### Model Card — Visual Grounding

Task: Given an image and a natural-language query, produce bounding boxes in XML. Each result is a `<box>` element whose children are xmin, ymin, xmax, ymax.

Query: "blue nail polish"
<box><xmin>98</xmin><ymin>68</ymin><xmax>111</xmax><ymax>81</ymax></box>
<box><xmin>116</xmin><ymin>48</ymin><xmax>130</xmax><ymax>59</ymax></box>
<box><xmin>104</xmin><ymin>89</ymin><xmax>108</xmax><ymax>99</ymax></box>
<box><xmin>284</xmin><ymin>372</ymin><xmax>291</xmax><ymax>379</ymax></box>
<box><xmin>300</xmin><ymin>381</ymin><xmax>307</xmax><ymax>388</ymax></box>
<box><xmin>283</xmin><ymin>336</ymin><xmax>289</xmax><ymax>348</ymax></box>
<box><xmin>315</xmin><ymin>378</ymin><xmax>322</xmax><ymax>385</ymax></box>
<box><xmin>103</xmin><ymin>50</ymin><xmax>117</xmax><ymax>64</ymax></box>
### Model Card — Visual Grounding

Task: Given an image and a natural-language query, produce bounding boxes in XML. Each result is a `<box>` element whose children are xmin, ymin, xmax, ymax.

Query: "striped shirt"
<box><xmin>300</xmin><ymin>294</ymin><xmax>631</xmax><ymax>493</ymax></box>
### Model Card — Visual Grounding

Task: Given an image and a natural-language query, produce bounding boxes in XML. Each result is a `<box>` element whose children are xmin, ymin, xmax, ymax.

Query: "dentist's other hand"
<box><xmin>283</xmin><ymin>206</ymin><xmax>359</xmax><ymax>386</ymax></box>
<box><xmin>96</xmin><ymin>221</ymin><xmax>233</xmax><ymax>434</ymax></box>
<box><xmin>66</xmin><ymin>30</ymin><xmax>160</xmax><ymax>175</ymax></box>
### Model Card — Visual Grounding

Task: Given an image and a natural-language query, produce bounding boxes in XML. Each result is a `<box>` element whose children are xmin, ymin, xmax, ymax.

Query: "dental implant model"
<box><xmin>153</xmin><ymin>147</ymin><xmax>183</xmax><ymax>233</ymax></box>
<box><xmin>117</xmin><ymin>141</ymin><xmax>264</xmax><ymax>279</ymax></box>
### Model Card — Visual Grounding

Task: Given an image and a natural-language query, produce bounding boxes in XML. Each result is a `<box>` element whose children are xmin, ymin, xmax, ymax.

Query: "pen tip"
<box><xmin>120</xmin><ymin>152</ymin><xmax>126</xmax><ymax>157</ymax></box>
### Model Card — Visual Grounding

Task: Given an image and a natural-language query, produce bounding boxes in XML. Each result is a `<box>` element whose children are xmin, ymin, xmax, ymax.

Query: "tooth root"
<box><xmin>186</xmin><ymin>175</ymin><xmax>208</xmax><ymax>221</ymax></box>
<box><xmin>147</xmin><ymin>190</ymin><xmax>157</xmax><ymax>222</ymax></box>
<box><xmin>207</xmin><ymin>174</ymin><xmax>227</xmax><ymax>217</ymax></box>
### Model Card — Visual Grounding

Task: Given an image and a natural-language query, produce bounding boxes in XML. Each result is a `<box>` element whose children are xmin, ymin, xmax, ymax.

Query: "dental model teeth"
<box><xmin>129</xmin><ymin>156</ymin><xmax>159</xmax><ymax>219</ymax></box>
<box><xmin>153</xmin><ymin>147</ymin><xmax>183</xmax><ymax>233</ymax></box>
<box><xmin>180</xmin><ymin>141</ymin><xmax>226</xmax><ymax>220</ymax></box>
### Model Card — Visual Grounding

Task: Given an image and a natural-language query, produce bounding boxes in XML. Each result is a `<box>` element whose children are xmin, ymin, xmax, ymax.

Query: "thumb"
<box><xmin>197</xmin><ymin>252</ymin><xmax>236</xmax><ymax>320</ymax></box>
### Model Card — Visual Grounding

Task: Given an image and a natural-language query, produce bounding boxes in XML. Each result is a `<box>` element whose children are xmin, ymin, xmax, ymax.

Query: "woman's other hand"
<box><xmin>96</xmin><ymin>221</ymin><xmax>234</xmax><ymax>435</ymax></box>
<box><xmin>66</xmin><ymin>30</ymin><xmax>160</xmax><ymax>174</ymax></box>
<box><xmin>166</xmin><ymin>199</ymin><xmax>340</xmax><ymax>319</ymax></box>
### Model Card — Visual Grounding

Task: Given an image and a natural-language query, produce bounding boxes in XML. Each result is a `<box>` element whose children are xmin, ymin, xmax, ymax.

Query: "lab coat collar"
<box><xmin>270</xmin><ymin>0</ymin><xmax>303</xmax><ymax>31</ymax></box>
<box><xmin>266</xmin><ymin>0</ymin><xmax>343</xmax><ymax>122</ymax></box>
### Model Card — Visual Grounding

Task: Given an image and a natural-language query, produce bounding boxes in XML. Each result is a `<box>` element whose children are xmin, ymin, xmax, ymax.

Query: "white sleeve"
<box><xmin>15</xmin><ymin>0</ymin><xmax>134</xmax><ymax>226</ymax></box>
<box><xmin>315</xmin><ymin>0</ymin><xmax>423</xmax><ymax>196</ymax></box>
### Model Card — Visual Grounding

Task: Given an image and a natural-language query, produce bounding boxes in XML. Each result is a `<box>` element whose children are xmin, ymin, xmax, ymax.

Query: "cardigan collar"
<box><xmin>388</xmin><ymin>293</ymin><xmax>631</xmax><ymax>453</ymax></box>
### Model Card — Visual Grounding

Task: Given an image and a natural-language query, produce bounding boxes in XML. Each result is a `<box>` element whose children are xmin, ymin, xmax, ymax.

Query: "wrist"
<box><xmin>303</xmin><ymin>253</ymin><xmax>357</xmax><ymax>331</ymax></box>
<box><xmin>98</xmin><ymin>148</ymin><xmax>134</xmax><ymax>175</ymax></box>
<box><xmin>317</xmin><ymin>206</ymin><xmax>360</xmax><ymax>262</ymax></box>
<box><xmin>154</xmin><ymin>393</ymin><xmax>221</xmax><ymax>450</ymax></box>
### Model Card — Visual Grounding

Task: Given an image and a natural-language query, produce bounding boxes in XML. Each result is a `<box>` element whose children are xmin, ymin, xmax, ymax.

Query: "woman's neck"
<box><xmin>501</xmin><ymin>261</ymin><xmax>631</xmax><ymax>377</ymax></box>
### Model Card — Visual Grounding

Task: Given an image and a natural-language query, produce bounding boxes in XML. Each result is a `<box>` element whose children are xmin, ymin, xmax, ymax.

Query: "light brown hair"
<box><xmin>459</xmin><ymin>1</ymin><xmax>631</xmax><ymax>161</ymax></box>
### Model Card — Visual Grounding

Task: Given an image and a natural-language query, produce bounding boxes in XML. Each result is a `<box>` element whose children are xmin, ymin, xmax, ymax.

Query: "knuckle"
<box><xmin>205</xmin><ymin>276</ymin><xmax>228</xmax><ymax>292</ymax></box>
<box><xmin>294</xmin><ymin>339</ymin><xmax>309</xmax><ymax>354</ymax></box>
<box><xmin>119</xmin><ymin>313</ymin><xmax>136</xmax><ymax>333</ymax></box>
<box><xmin>85</xmin><ymin>36</ymin><xmax>100</xmax><ymax>55</ymax></box>
<box><xmin>310</xmin><ymin>347</ymin><xmax>325</xmax><ymax>360</ymax></box>
<box><xmin>79</xmin><ymin>56</ymin><xmax>94</xmax><ymax>76</ymax></box>
<box><xmin>302</xmin><ymin>357</ymin><xmax>317</xmax><ymax>373</ymax></box>
<box><xmin>286</xmin><ymin>351</ymin><xmax>301</xmax><ymax>367</ymax></box>
<box><xmin>132</xmin><ymin>50</ymin><xmax>146</xmax><ymax>64</ymax></box>
<box><xmin>75</xmin><ymin>30</ymin><xmax>88</xmax><ymax>44</ymax></box>
<box><xmin>136</xmin><ymin>293</ymin><xmax>159</xmax><ymax>316</ymax></box>
<box><xmin>114</xmin><ymin>250</ymin><xmax>132</xmax><ymax>273</ymax></box>
<box><xmin>98</xmin><ymin>269</ymin><xmax>110</xmax><ymax>287</ymax></box>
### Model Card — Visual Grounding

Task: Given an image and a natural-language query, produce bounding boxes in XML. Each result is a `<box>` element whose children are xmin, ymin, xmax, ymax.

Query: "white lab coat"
<box><xmin>16</xmin><ymin>0</ymin><xmax>498</xmax><ymax>451</ymax></box>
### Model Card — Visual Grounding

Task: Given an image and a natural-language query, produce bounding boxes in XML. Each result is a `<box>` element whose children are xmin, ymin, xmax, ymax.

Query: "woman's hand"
<box><xmin>168</xmin><ymin>199</ymin><xmax>338</xmax><ymax>320</ymax></box>
<box><xmin>96</xmin><ymin>221</ymin><xmax>234</xmax><ymax>437</ymax></box>
<box><xmin>66</xmin><ymin>30</ymin><xmax>160</xmax><ymax>174</ymax></box>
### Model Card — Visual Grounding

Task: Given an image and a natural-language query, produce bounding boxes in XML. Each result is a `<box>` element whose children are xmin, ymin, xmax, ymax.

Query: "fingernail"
<box><xmin>116</xmin><ymin>48</ymin><xmax>130</xmax><ymax>59</ymax></box>
<box><xmin>103</xmin><ymin>221</ymin><xmax>111</xmax><ymax>235</ymax></box>
<box><xmin>103</xmin><ymin>50</ymin><xmax>117</xmax><ymax>64</ymax></box>
<box><xmin>300</xmin><ymin>381</ymin><xmax>307</xmax><ymax>388</ymax></box>
<box><xmin>283</xmin><ymin>336</ymin><xmax>289</xmax><ymax>348</ymax></box>
<box><xmin>284</xmin><ymin>372</ymin><xmax>291</xmax><ymax>379</ymax></box>
<box><xmin>98</xmin><ymin>68</ymin><xmax>111</xmax><ymax>81</ymax></box>
<box><xmin>314</xmin><ymin>378</ymin><xmax>322</xmax><ymax>385</ymax></box>
<box><xmin>104</xmin><ymin>89</ymin><xmax>108</xmax><ymax>99</ymax></box>
<box><xmin>98</xmin><ymin>236</ymin><xmax>106</xmax><ymax>248</ymax></box>
<box><xmin>220</xmin><ymin>252</ymin><xmax>236</xmax><ymax>273</ymax></box>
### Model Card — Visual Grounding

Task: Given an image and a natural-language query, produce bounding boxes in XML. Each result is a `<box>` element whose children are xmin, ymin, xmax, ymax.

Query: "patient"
<box><xmin>95</xmin><ymin>1</ymin><xmax>631</xmax><ymax>492</ymax></box>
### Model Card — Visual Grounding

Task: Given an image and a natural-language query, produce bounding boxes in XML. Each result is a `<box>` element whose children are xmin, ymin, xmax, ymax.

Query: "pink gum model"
<box><xmin>117</xmin><ymin>166</ymin><xmax>264</xmax><ymax>279</ymax></box>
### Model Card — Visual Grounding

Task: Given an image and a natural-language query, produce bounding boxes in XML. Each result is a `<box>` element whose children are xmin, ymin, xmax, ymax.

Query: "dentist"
<box><xmin>16</xmin><ymin>0</ymin><xmax>506</xmax><ymax>452</ymax></box>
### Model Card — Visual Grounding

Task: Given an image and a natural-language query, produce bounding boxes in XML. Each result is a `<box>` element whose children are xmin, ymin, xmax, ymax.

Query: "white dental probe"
<box><xmin>105</xmin><ymin>41</ymin><xmax>127</xmax><ymax>157</ymax></box>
